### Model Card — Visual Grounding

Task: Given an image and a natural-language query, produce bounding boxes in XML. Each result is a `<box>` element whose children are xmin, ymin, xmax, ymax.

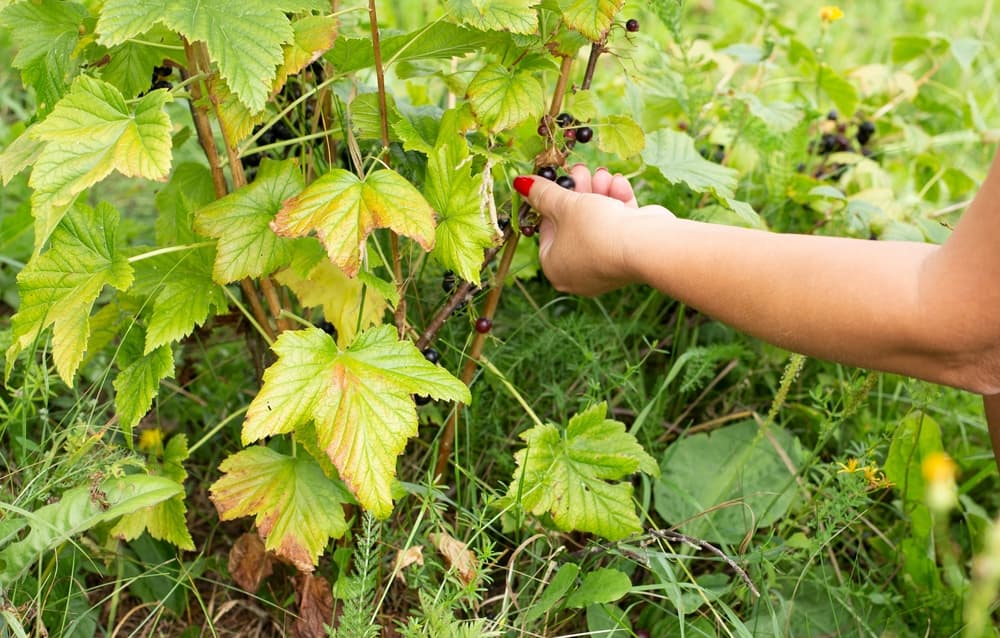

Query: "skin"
<box><xmin>516</xmin><ymin>154</ymin><xmax>1000</xmax><ymax>470</ymax></box>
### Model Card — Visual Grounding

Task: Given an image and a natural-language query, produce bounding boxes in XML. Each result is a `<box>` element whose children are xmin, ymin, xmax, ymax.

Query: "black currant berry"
<box><xmin>415</xmin><ymin>394</ymin><xmax>431</xmax><ymax>406</ymax></box>
<box><xmin>537</xmin><ymin>123</ymin><xmax>550</xmax><ymax>137</ymax></box>
<box><xmin>856</xmin><ymin>120</ymin><xmax>875</xmax><ymax>145</ymax></box>
<box><xmin>834</xmin><ymin>134</ymin><xmax>851</xmax><ymax>152</ymax></box>
<box><xmin>817</xmin><ymin>133</ymin><xmax>837</xmax><ymax>155</ymax></box>
<box><xmin>151</xmin><ymin>80</ymin><xmax>172</xmax><ymax>91</ymax></box>
<box><xmin>421</xmin><ymin>347</ymin><xmax>440</xmax><ymax>364</ymax></box>
<box><xmin>152</xmin><ymin>65</ymin><xmax>172</xmax><ymax>79</ymax></box>
<box><xmin>556</xmin><ymin>175</ymin><xmax>576</xmax><ymax>190</ymax></box>
<box><xmin>475</xmin><ymin>317</ymin><xmax>493</xmax><ymax>334</ymax></box>
<box><xmin>537</xmin><ymin>166</ymin><xmax>557</xmax><ymax>181</ymax></box>
<box><xmin>563</xmin><ymin>128</ymin><xmax>576</xmax><ymax>141</ymax></box>
<box><xmin>576</xmin><ymin>126</ymin><xmax>593</xmax><ymax>144</ymax></box>
<box><xmin>626</xmin><ymin>18</ymin><xmax>640</xmax><ymax>32</ymax></box>
<box><xmin>441</xmin><ymin>270</ymin><xmax>456</xmax><ymax>293</ymax></box>
<box><xmin>521</xmin><ymin>224</ymin><xmax>537</xmax><ymax>237</ymax></box>
<box><xmin>556</xmin><ymin>112</ymin><xmax>574</xmax><ymax>128</ymax></box>
<box><xmin>826</xmin><ymin>109</ymin><xmax>839</xmax><ymax>121</ymax></box>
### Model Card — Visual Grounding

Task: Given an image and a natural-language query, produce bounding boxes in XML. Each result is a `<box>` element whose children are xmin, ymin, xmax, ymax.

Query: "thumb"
<box><xmin>513</xmin><ymin>175</ymin><xmax>584</xmax><ymax>221</ymax></box>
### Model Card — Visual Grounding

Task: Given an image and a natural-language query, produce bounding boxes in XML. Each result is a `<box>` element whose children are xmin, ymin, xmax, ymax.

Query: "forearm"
<box><xmin>625</xmin><ymin>217</ymin><xmax>995</xmax><ymax>392</ymax></box>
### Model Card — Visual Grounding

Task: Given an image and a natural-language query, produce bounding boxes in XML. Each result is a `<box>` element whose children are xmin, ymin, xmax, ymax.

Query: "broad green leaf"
<box><xmin>0</xmin><ymin>474</ymin><xmax>183</xmax><ymax>585</ymax></box>
<box><xmin>327</xmin><ymin>23</ymin><xmax>501</xmax><ymax>75</ymax></box>
<box><xmin>6</xmin><ymin>202</ymin><xmax>133</xmax><ymax>383</ymax></box>
<box><xmin>194</xmin><ymin>158</ymin><xmax>303</xmax><ymax>283</ymax></box>
<box><xmin>503</xmin><ymin>402</ymin><xmax>659</xmax><ymax>541</ymax></box>
<box><xmin>817</xmin><ymin>64</ymin><xmax>859</xmax><ymax>121</ymax></box>
<box><xmin>654</xmin><ymin>420</ymin><xmax>803</xmax><ymax>544</ymax></box>
<box><xmin>425</xmin><ymin>140</ymin><xmax>499</xmax><ymax>283</ymax></box>
<box><xmin>0</xmin><ymin>126</ymin><xmax>41</xmax><ymax>186</ymax></box>
<box><xmin>210</xmin><ymin>446</ymin><xmax>349</xmax><ymax>571</ymax></box>
<box><xmin>558</xmin><ymin>0</ymin><xmax>624</xmax><ymax>41</ymax></box>
<box><xmin>99</xmin><ymin>28</ymin><xmax>181</xmax><ymax>99</ymax></box>
<box><xmin>596</xmin><ymin>114</ymin><xmax>645</xmax><ymax>159</ymax></box>
<box><xmin>98</xmin><ymin>0</ymin><xmax>305</xmax><ymax>111</ymax></box>
<box><xmin>155</xmin><ymin>163</ymin><xmax>217</xmax><ymax>245</ymax></box>
<box><xmin>111</xmin><ymin>435</ymin><xmax>194</xmax><ymax>550</ymax></box>
<box><xmin>741</xmin><ymin>93</ymin><xmax>803</xmax><ymax>133</ymax></box>
<box><xmin>446</xmin><ymin>0</ymin><xmax>539</xmax><ymax>35</ymax></box>
<box><xmin>272</xmin><ymin>168</ymin><xmax>437</xmax><ymax>278</ymax></box>
<box><xmin>207</xmin><ymin>76</ymin><xmax>266</xmax><ymax>146</ymax></box>
<box><xmin>242</xmin><ymin>326</ymin><xmax>470</xmax><ymax>517</ymax></box>
<box><xmin>273</xmin><ymin>15</ymin><xmax>338</xmax><ymax>90</ymax></box>
<box><xmin>884</xmin><ymin>412</ymin><xmax>943</xmax><ymax>547</ymax></box>
<box><xmin>274</xmin><ymin>258</ymin><xmax>388</xmax><ymax>348</ymax></box>
<box><xmin>0</xmin><ymin>0</ymin><xmax>85</xmax><ymax>69</ymax></box>
<box><xmin>466</xmin><ymin>63</ymin><xmax>545</xmax><ymax>132</ymax></box>
<box><xmin>113</xmin><ymin>326</ymin><xmax>175</xmax><ymax>439</ymax></box>
<box><xmin>28</xmin><ymin>76</ymin><xmax>173</xmax><ymax>246</ymax></box>
<box><xmin>566</xmin><ymin>568</ymin><xmax>631</xmax><ymax>608</ymax></box>
<box><xmin>641</xmin><ymin>128</ymin><xmax>738</xmax><ymax>198</ymax></box>
<box><xmin>136</xmin><ymin>245</ymin><xmax>228</xmax><ymax>353</ymax></box>
<box><xmin>19</xmin><ymin>33</ymin><xmax>77</xmax><ymax>115</ymax></box>
<box><xmin>524</xmin><ymin>563</ymin><xmax>579</xmax><ymax>623</ymax></box>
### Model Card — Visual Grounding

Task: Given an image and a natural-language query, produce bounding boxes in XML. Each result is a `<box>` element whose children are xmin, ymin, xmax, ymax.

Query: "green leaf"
<box><xmin>97</xmin><ymin>0</ymin><xmax>306</xmax><ymax>111</ymax></box>
<box><xmin>99</xmin><ymin>28</ymin><xmax>180</xmax><ymax>99</ymax></box>
<box><xmin>327</xmin><ymin>23</ymin><xmax>502</xmax><ymax>75</ymax></box>
<box><xmin>565</xmin><ymin>567</ymin><xmax>631</xmax><ymax>608</ymax></box>
<box><xmin>136</xmin><ymin>245</ymin><xmax>227</xmax><ymax>353</ymax></box>
<box><xmin>111</xmin><ymin>435</ymin><xmax>194</xmax><ymax>550</ymax></box>
<box><xmin>884</xmin><ymin>412</ymin><xmax>943</xmax><ymax>547</ymax></box>
<box><xmin>596</xmin><ymin>114</ymin><xmax>645</xmax><ymax>159</ymax></box>
<box><xmin>273</xmin><ymin>15</ymin><xmax>338</xmax><ymax>90</ymax></box>
<box><xmin>0</xmin><ymin>126</ymin><xmax>41</xmax><ymax>187</ymax></box>
<box><xmin>155</xmin><ymin>163</ymin><xmax>218</xmax><ymax>245</ymax></box>
<box><xmin>0</xmin><ymin>474</ymin><xmax>183</xmax><ymax>585</ymax></box>
<box><xmin>445</xmin><ymin>0</ymin><xmax>539</xmax><ymax>35</ymax></box>
<box><xmin>741</xmin><ymin>93</ymin><xmax>803</xmax><ymax>133</ymax></box>
<box><xmin>558</xmin><ymin>0</ymin><xmax>624</xmax><ymax>41</ymax></box>
<box><xmin>641</xmin><ymin>128</ymin><xmax>738</xmax><ymax>199</ymax></box>
<box><xmin>6</xmin><ymin>202</ymin><xmax>133</xmax><ymax>384</ymax></box>
<box><xmin>113</xmin><ymin>326</ymin><xmax>175</xmax><ymax>439</ymax></box>
<box><xmin>209</xmin><ymin>76</ymin><xmax>267</xmax><ymax>147</ymax></box>
<box><xmin>28</xmin><ymin>76</ymin><xmax>173</xmax><ymax>247</ymax></box>
<box><xmin>242</xmin><ymin>326</ymin><xmax>471</xmax><ymax>518</ymax></box>
<box><xmin>0</xmin><ymin>0</ymin><xmax>86</xmax><ymax>69</ymax></box>
<box><xmin>503</xmin><ymin>402</ymin><xmax>659</xmax><ymax>541</ymax></box>
<box><xmin>210</xmin><ymin>446</ymin><xmax>350</xmax><ymax>571</ymax></box>
<box><xmin>425</xmin><ymin>137</ymin><xmax>499</xmax><ymax>283</ymax></box>
<box><xmin>524</xmin><ymin>563</ymin><xmax>579</xmax><ymax>622</ymax></box>
<box><xmin>466</xmin><ymin>63</ymin><xmax>545</xmax><ymax>132</ymax></box>
<box><xmin>817</xmin><ymin>64</ymin><xmax>858</xmax><ymax>121</ymax></box>
<box><xmin>194</xmin><ymin>158</ymin><xmax>304</xmax><ymax>283</ymax></box>
<box><xmin>272</xmin><ymin>168</ymin><xmax>437</xmax><ymax>278</ymax></box>
<box><xmin>653</xmin><ymin>420</ymin><xmax>803</xmax><ymax>544</ymax></box>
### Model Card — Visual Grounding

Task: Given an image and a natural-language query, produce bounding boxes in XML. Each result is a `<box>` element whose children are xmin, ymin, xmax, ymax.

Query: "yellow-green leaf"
<box><xmin>272</xmin><ymin>168</ymin><xmax>437</xmax><ymax>278</ymax></box>
<box><xmin>596</xmin><ymin>114</ymin><xmax>646</xmax><ymax>159</ymax></box>
<box><xmin>28</xmin><ymin>75</ymin><xmax>172</xmax><ymax>248</ymax></box>
<box><xmin>6</xmin><ymin>202</ymin><xmax>133</xmax><ymax>384</ymax></box>
<box><xmin>445</xmin><ymin>0</ymin><xmax>540</xmax><ymax>35</ymax></box>
<box><xmin>466</xmin><ymin>63</ymin><xmax>545</xmax><ymax>132</ymax></box>
<box><xmin>210</xmin><ymin>446</ymin><xmax>349</xmax><ymax>571</ymax></box>
<box><xmin>194</xmin><ymin>158</ymin><xmax>304</xmax><ymax>283</ymax></box>
<box><xmin>242</xmin><ymin>326</ymin><xmax>470</xmax><ymax>517</ymax></box>
<box><xmin>273</xmin><ymin>15</ymin><xmax>338</xmax><ymax>91</ymax></box>
<box><xmin>558</xmin><ymin>0</ymin><xmax>624</xmax><ymax>41</ymax></box>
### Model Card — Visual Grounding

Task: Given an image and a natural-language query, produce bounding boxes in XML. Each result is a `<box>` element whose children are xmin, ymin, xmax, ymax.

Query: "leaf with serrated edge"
<box><xmin>425</xmin><ymin>141</ymin><xmax>498</xmax><ymax>283</ymax></box>
<box><xmin>195</xmin><ymin>158</ymin><xmax>303</xmax><ymax>283</ymax></box>
<box><xmin>558</xmin><ymin>0</ymin><xmax>624</xmax><ymax>41</ymax></box>
<box><xmin>210</xmin><ymin>447</ymin><xmax>348</xmax><ymax>571</ymax></box>
<box><xmin>446</xmin><ymin>0</ymin><xmax>539</xmax><ymax>35</ymax></box>
<box><xmin>466</xmin><ymin>63</ymin><xmax>544</xmax><ymax>132</ymax></box>
<box><xmin>6</xmin><ymin>203</ymin><xmax>133</xmax><ymax>383</ymax></box>
<box><xmin>504</xmin><ymin>402</ymin><xmax>658</xmax><ymax>541</ymax></box>
<box><xmin>114</xmin><ymin>339</ymin><xmax>175</xmax><ymax>438</ymax></box>
<box><xmin>111</xmin><ymin>435</ymin><xmax>194</xmax><ymax>550</ymax></box>
<box><xmin>272</xmin><ymin>168</ymin><xmax>436</xmax><ymax>278</ymax></box>
<box><xmin>28</xmin><ymin>76</ymin><xmax>172</xmax><ymax>247</ymax></box>
<box><xmin>273</xmin><ymin>15</ymin><xmax>338</xmax><ymax>91</ymax></box>
<box><xmin>1</xmin><ymin>0</ymin><xmax>86</xmax><ymax>69</ymax></box>
<box><xmin>275</xmin><ymin>259</ymin><xmax>388</xmax><ymax>348</ymax></box>
<box><xmin>596</xmin><ymin>114</ymin><xmax>645</xmax><ymax>159</ymax></box>
<box><xmin>641</xmin><ymin>128</ymin><xmax>738</xmax><ymax>199</ymax></box>
<box><xmin>243</xmin><ymin>326</ymin><xmax>470</xmax><ymax>517</ymax></box>
<box><xmin>208</xmin><ymin>77</ymin><xmax>266</xmax><ymax>147</ymax></box>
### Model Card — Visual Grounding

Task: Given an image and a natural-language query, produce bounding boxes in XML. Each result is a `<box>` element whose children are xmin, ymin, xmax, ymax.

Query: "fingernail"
<box><xmin>513</xmin><ymin>176</ymin><xmax>534</xmax><ymax>197</ymax></box>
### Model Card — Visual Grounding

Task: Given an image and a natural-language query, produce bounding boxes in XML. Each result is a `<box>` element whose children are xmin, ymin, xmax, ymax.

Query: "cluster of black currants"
<box><xmin>805</xmin><ymin>110</ymin><xmax>879</xmax><ymax>180</ymax></box>
<box><xmin>537</xmin><ymin>112</ymin><xmax>594</xmax><ymax>149</ymax></box>
<box><xmin>148</xmin><ymin>64</ymin><xmax>173</xmax><ymax>93</ymax></box>
<box><xmin>243</xmin><ymin>121</ymin><xmax>295</xmax><ymax>171</ymax></box>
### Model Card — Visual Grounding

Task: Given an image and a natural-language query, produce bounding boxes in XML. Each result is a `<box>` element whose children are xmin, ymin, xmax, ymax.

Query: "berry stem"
<box><xmin>581</xmin><ymin>42</ymin><xmax>605</xmax><ymax>92</ymax></box>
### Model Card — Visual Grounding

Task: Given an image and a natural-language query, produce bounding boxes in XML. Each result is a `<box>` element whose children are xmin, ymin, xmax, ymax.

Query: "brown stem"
<box><xmin>434</xmin><ymin>233</ymin><xmax>521</xmax><ymax>478</ymax></box>
<box><xmin>581</xmin><ymin>42</ymin><xmax>605</xmax><ymax>91</ymax></box>
<box><xmin>548</xmin><ymin>55</ymin><xmax>575</xmax><ymax>119</ymax></box>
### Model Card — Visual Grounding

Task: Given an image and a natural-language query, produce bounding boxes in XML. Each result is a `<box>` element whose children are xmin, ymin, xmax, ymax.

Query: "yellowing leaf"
<box><xmin>28</xmin><ymin>75</ymin><xmax>172</xmax><ymax>247</ymax></box>
<box><xmin>275</xmin><ymin>260</ymin><xmax>388</xmax><ymax>348</ymax></box>
<box><xmin>445</xmin><ymin>0</ymin><xmax>540</xmax><ymax>35</ymax></box>
<box><xmin>6</xmin><ymin>203</ymin><xmax>133</xmax><ymax>384</ymax></box>
<box><xmin>210</xmin><ymin>447</ymin><xmax>349</xmax><ymax>571</ymax></box>
<box><xmin>242</xmin><ymin>326</ymin><xmax>471</xmax><ymax>517</ymax></box>
<box><xmin>558</xmin><ymin>0</ymin><xmax>624</xmax><ymax>41</ymax></box>
<box><xmin>272</xmin><ymin>168</ymin><xmax>437</xmax><ymax>278</ymax></box>
<box><xmin>209</xmin><ymin>76</ymin><xmax>266</xmax><ymax>147</ymax></box>
<box><xmin>466</xmin><ymin>63</ymin><xmax>544</xmax><ymax>132</ymax></box>
<box><xmin>195</xmin><ymin>158</ymin><xmax>304</xmax><ymax>283</ymax></box>
<box><xmin>273</xmin><ymin>15</ymin><xmax>338</xmax><ymax>91</ymax></box>
<box><xmin>502</xmin><ymin>402</ymin><xmax>659</xmax><ymax>541</ymax></box>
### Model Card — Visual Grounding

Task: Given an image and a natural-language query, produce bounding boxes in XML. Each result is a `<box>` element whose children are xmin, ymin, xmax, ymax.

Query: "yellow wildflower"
<box><xmin>863</xmin><ymin>464</ymin><xmax>892</xmax><ymax>490</ymax></box>
<box><xmin>819</xmin><ymin>6</ymin><xmax>844</xmax><ymax>23</ymax></box>
<box><xmin>138</xmin><ymin>427</ymin><xmax>164</xmax><ymax>454</ymax></box>
<box><xmin>837</xmin><ymin>457</ymin><xmax>859</xmax><ymax>473</ymax></box>
<box><xmin>922</xmin><ymin>452</ymin><xmax>958</xmax><ymax>512</ymax></box>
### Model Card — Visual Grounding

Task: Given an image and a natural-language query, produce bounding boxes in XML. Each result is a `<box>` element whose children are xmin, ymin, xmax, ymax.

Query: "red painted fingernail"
<box><xmin>513</xmin><ymin>176</ymin><xmax>534</xmax><ymax>197</ymax></box>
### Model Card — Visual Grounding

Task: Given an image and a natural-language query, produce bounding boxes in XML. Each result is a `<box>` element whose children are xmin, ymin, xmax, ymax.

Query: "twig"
<box><xmin>647</xmin><ymin>529</ymin><xmax>761</xmax><ymax>598</ymax></box>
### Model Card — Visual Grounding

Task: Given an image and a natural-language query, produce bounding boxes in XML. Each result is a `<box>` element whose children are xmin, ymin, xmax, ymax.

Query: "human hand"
<box><xmin>513</xmin><ymin>164</ymin><xmax>674</xmax><ymax>296</ymax></box>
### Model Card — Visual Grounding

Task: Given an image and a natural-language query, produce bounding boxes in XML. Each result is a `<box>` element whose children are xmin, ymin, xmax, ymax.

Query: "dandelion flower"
<box><xmin>820</xmin><ymin>6</ymin><xmax>844</xmax><ymax>23</ymax></box>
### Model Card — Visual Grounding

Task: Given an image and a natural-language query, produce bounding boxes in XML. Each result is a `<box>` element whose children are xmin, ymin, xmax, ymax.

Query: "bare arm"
<box><xmin>514</xmin><ymin>150</ymin><xmax>1000</xmax><ymax>460</ymax></box>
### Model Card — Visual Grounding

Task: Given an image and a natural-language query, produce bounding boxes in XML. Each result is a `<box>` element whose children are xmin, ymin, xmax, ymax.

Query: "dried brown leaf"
<box><xmin>392</xmin><ymin>545</ymin><xmax>424</xmax><ymax>585</ymax></box>
<box><xmin>430</xmin><ymin>531</ymin><xmax>477</xmax><ymax>586</ymax></box>
<box><xmin>228</xmin><ymin>532</ymin><xmax>274</xmax><ymax>593</ymax></box>
<box><xmin>291</xmin><ymin>573</ymin><xmax>334</xmax><ymax>638</ymax></box>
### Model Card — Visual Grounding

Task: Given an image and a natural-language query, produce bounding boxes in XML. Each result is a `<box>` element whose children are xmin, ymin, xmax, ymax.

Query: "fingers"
<box><xmin>513</xmin><ymin>174</ymin><xmax>586</xmax><ymax>221</ymax></box>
